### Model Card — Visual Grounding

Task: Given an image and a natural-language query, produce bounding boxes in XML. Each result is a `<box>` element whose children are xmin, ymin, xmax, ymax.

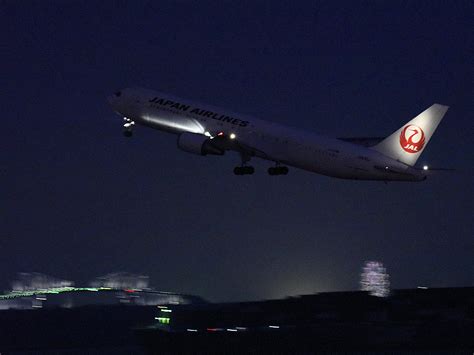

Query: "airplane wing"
<box><xmin>208</xmin><ymin>134</ymin><xmax>279</xmax><ymax>162</ymax></box>
<box><xmin>212</xmin><ymin>134</ymin><xmax>386</xmax><ymax>163</ymax></box>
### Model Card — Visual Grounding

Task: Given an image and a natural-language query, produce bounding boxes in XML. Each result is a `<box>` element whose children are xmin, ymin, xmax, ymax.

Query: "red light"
<box><xmin>207</xmin><ymin>328</ymin><xmax>218</xmax><ymax>332</ymax></box>
<box><xmin>124</xmin><ymin>289</ymin><xmax>135</xmax><ymax>293</ymax></box>
<box><xmin>217</xmin><ymin>132</ymin><xmax>224</xmax><ymax>136</ymax></box>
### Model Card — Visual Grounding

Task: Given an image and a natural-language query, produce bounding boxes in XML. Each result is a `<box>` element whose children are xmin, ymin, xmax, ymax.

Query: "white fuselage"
<box><xmin>108</xmin><ymin>88</ymin><xmax>426</xmax><ymax>181</ymax></box>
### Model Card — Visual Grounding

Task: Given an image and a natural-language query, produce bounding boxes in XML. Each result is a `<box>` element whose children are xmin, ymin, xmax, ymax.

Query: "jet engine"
<box><xmin>177</xmin><ymin>133</ymin><xmax>224</xmax><ymax>156</ymax></box>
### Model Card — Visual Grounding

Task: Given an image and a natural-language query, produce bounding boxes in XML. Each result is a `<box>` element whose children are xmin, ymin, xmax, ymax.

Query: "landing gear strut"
<box><xmin>123</xmin><ymin>117</ymin><xmax>135</xmax><ymax>137</ymax></box>
<box><xmin>268</xmin><ymin>166</ymin><xmax>289</xmax><ymax>175</ymax></box>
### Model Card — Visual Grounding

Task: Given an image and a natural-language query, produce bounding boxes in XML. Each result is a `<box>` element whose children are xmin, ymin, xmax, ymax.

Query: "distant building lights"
<box><xmin>360</xmin><ymin>261</ymin><xmax>390</xmax><ymax>297</ymax></box>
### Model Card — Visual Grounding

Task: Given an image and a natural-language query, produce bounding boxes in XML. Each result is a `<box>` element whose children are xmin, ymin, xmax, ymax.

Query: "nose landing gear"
<box><xmin>123</xmin><ymin>117</ymin><xmax>135</xmax><ymax>137</ymax></box>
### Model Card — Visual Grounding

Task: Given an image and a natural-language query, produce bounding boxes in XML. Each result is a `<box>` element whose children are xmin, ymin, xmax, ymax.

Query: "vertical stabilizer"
<box><xmin>372</xmin><ymin>104</ymin><xmax>449</xmax><ymax>166</ymax></box>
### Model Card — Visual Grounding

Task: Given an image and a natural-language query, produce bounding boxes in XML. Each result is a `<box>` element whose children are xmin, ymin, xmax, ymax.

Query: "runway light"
<box><xmin>268</xmin><ymin>325</ymin><xmax>280</xmax><ymax>329</ymax></box>
<box><xmin>155</xmin><ymin>317</ymin><xmax>170</xmax><ymax>324</ymax></box>
<box><xmin>229</xmin><ymin>133</ymin><xmax>236</xmax><ymax>140</ymax></box>
<box><xmin>226</xmin><ymin>328</ymin><xmax>238</xmax><ymax>332</ymax></box>
<box><xmin>161</xmin><ymin>309</ymin><xmax>172</xmax><ymax>313</ymax></box>
<box><xmin>423</xmin><ymin>165</ymin><xmax>429</xmax><ymax>171</ymax></box>
<box><xmin>187</xmin><ymin>328</ymin><xmax>198</xmax><ymax>332</ymax></box>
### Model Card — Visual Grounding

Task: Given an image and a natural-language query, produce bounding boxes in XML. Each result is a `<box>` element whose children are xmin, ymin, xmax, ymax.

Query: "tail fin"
<box><xmin>372</xmin><ymin>104</ymin><xmax>449</xmax><ymax>166</ymax></box>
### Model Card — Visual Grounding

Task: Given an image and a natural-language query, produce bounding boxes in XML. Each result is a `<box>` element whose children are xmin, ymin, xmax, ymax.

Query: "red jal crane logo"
<box><xmin>400</xmin><ymin>124</ymin><xmax>425</xmax><ymax>153</ymax></box>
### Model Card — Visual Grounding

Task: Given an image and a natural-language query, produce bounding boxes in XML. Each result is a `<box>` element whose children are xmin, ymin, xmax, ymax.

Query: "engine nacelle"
<box><xmin>177</xmin><ymin>133</ymin><xmax>224</xmax><ymax>156</ymax></box>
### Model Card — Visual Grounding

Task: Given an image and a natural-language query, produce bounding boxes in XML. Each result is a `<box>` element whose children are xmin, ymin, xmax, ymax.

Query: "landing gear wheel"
<box><xmin>234</xmin><ymin>166</ymin><xmax>255</xmax><ymax>175</ymax></box>
<box><xmin>245</xmin><ymin>166</ymin><xmax>255</xmax><ymax>175</ymax></box>
<box><xmin>268</xmin><ymin>166</ymin><xmax>289</xmax><ymax>175</ymax></box>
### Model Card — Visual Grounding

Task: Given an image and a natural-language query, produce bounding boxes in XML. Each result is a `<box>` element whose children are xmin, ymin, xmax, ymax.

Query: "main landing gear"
<box><xmin>268</xmin><ymin>166</ymin><xmax>289</xmax><ymax>175</ymax></box>
<box><xmin>232</xmin><ymin>152</ymin><xmax>289</xmax><ymax>176</ymax></box>
<box><xmin>234</xmin><ymin>152</ymin><xmax>254</xmax><ymax>175</ymax></box>
<box><xmin>123</xmin><ymin>117</ymin><xmax>135</xmax><ymax>137</ymax></box>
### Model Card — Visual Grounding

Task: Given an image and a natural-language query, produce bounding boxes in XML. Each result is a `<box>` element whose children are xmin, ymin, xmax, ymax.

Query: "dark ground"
<box><xmin>1</xmin><ymin>287</ymin><xmax>473</xmax><ymax>354</ymax></box>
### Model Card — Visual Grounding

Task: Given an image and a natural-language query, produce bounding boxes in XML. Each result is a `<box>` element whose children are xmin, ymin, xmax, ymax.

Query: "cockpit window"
<box><xmin>114</xmin><ymin>91</ymin><xmax>122</xmax><ymax>97</ymax></box>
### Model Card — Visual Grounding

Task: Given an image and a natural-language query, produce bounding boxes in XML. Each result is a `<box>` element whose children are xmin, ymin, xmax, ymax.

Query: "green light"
<box><xmin>155</xmin><ymin>317</ymin><xmax>170</xmax><ymax>324</ymax></box>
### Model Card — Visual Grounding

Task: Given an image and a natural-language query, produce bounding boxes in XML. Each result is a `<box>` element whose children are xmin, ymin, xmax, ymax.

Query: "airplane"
<box><xmin>108</xmin><ymin>87</ymin><xmax>449</xmax><ymax>181</ymax></box>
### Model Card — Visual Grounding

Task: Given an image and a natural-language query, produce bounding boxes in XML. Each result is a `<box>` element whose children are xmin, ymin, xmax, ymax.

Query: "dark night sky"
<box><xmin>1</xmin><ymin>1</ymin><xmax>473</xmax><ymax>301</ymax></box>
